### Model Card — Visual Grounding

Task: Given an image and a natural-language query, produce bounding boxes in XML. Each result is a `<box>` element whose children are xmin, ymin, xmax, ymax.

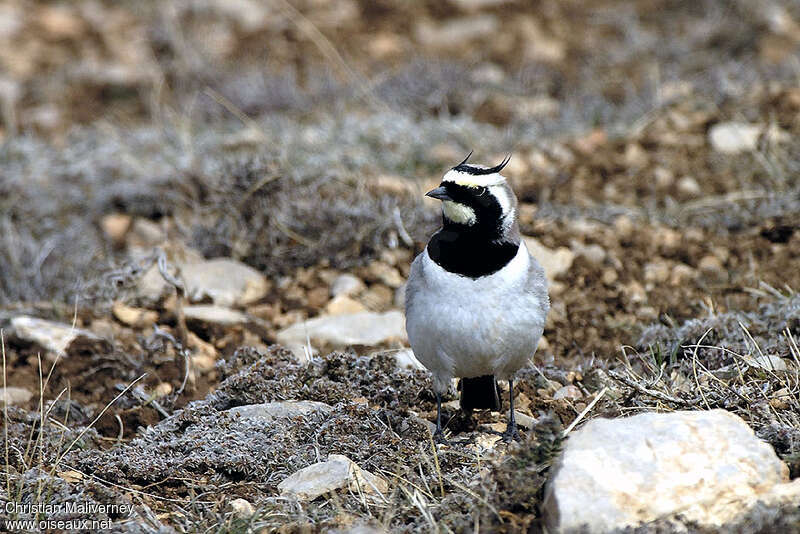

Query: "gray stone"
<box><xmin>742</xmin><ymin>354</ymin><xmax>788</xmax><ymax>372</ymax></box>
<box><xmin>523</xmin><ymin>237</ymin><xmax>575</xmax><ymax>282</ymax></box>
<box><xmin>181</xmin><ymin>258</ymin><xmax>270</xmax><ymax>307</ymax></box>
<box><xmin>277</xmin><ymin>311</ymin><xmax>406</xmax><ymax>354</ymax></box>
<box><xmin>225</xmin><ymin>400</ymin><xmax>332</xmax><ymax>422</ymax></box>
<box><xmin>0</xmin><ymin>386</ymin><xmax>33</xmax><ymax>406</ymax></box>
<box><xmin>183</xmin><ymin>305</ymin><xmax>249</xmax><ymax>326</ymax></box>
<box><xmin>278</xmin><ymin>454</ymin><xmax>388</xmax><ymax>501</ymax></box>
<box><xmin>415</xmin><ymin>15</ymin><xmax>498</xmax><ymax>50</ymax></box>
<box><xmin>708</xmin><ymin>122</ymin><xmax>761</xmax><ymax>153</ymax></box>
<box><xmin>390</xmin><ymin>348</ymin><xmax>426</xmax><ymax>371</ymax></box>
<box><xmin>330</xmin><ymin>273</ymin><xmax>366</xmax><ymax>297</ymax></box>
<box><xmin>10</xmin><ymin>316</ymin><xmax>110</xmax><ymax>358</ymax></box>
<box><xmin>543</xmin><ymin>409</ymin><xmax>795</xmax><ymax>533</ymax></box>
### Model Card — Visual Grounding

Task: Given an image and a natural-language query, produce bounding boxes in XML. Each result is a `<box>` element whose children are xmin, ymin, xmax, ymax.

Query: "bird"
<box><xmin>404</xmin><ymin>152</ymin><xmax>550</xmax><ymax>442</ymax></box>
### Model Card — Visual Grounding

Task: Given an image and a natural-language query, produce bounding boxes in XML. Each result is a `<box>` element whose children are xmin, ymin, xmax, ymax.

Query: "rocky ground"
<box><xmin>1</xmin><ymin>0</ymin><xmax>800</xmax><ymax>532</ymax></box>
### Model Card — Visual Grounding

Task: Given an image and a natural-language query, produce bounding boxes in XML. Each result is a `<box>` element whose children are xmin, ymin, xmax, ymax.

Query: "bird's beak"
<box><xmin>425</xmin><ymin>186</ymin><xmax>453</xmax><ymax>201</ymax></box>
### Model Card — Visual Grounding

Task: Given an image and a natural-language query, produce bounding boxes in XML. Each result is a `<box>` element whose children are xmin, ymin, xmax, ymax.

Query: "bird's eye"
<box><xmin>477</xmin><ymin>187</ymin><xmax>488</xmax><ymax>196</ymax></box>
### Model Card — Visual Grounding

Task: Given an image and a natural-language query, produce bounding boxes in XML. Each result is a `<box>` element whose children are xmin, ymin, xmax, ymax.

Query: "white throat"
<box><xmin>442</xmin><ymin>201</ymin><xmax>476</xmax><ymax>225</ymax></box>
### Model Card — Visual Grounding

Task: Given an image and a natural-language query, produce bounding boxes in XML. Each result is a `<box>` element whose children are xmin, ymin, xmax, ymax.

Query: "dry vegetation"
<box><xmin>1</xmin><ymin>0</ymin><xmax>800</xmax><ymax>532</ymax></box>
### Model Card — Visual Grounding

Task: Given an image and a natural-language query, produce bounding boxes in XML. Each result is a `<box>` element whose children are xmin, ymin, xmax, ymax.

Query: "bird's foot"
<box><xmin>433</xmin><ymin>428</ymin><xmax>450</xmax><ymax>445</ymax></box>
<box><xmin>499</xmin><ymin>424</ymin><xmax>522</xmax><ymax>443</ymax></box>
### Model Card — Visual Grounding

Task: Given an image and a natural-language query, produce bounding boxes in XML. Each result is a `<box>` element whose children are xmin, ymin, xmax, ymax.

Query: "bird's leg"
<box><xmin>501</xmin><ymin>379</ymin><xmax>522</xmax><ymax>442</ymax></box>
<box><xmin>434</xmin><ymin>391</ymin><xmax>449</xmax><ymax>444</ymax></box>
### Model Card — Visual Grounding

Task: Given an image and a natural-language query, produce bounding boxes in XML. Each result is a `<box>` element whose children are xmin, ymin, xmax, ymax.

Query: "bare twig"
<box><xmin>608</xmin><ymin>369</ymin><xmax>702</xmax><ymax>406</ymax></box>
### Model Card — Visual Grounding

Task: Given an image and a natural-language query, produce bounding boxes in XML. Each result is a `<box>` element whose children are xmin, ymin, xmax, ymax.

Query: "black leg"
<box><xmin>434</xmin><ymin>391</ymin><xmax>448</xmax><ymax>443</ymax></box>
<box><xmin>501</xmin><ymin>379</ymin><xmax>521</xmax><ymax>442</ymax></box>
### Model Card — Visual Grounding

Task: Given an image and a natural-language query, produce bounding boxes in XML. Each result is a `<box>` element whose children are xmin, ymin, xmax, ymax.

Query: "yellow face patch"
<box><xmin>442</xmin><ymin>200</ymin><xmax>476</xmax><ymax>225</ymax></box>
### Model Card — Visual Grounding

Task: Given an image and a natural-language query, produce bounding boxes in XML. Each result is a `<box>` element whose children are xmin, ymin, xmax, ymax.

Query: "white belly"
<box><xmin>405</xmin><ymin>243</ymin><xmax>548</xmax><ymax>392</ymax></box>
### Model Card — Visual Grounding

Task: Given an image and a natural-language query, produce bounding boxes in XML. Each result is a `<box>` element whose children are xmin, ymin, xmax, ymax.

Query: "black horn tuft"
<box><xmin>452</xmin><ymin>153</ymin><xmax>512</xmax><ymax>175</ymax></box>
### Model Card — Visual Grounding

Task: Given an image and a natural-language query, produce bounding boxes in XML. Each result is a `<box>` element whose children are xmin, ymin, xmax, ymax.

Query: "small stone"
<box><xmin>571</xmin><ymin>241</ymin><xmax>606</xmax><ymax>266</ymax></box>
<box><xmin>523</xmin><ymin>237</ymin><xmax>575</xmax><ymax>282</ymax></box>
<box><xmin>670</xmin><ymin>264</ymin><xmax>696</xmax><ymax>285</ymax></box>
<box><xmin>677</xmin><ymin>175</ymin><xmax>701</xmax><ymax>197</ymax></box>
<box><xmin>653</xmin><ymin>166</ymin><xmax>673</xmax><ymax>188</ymax></box>
<box><xmin>183</xmin><ymin>305</ymin><xmax>248</xmax><ymax>326</ymax></box>
<box><xmin>624</xmin><ymin>143</ymin><xmax>648</xmax><ymax>169</ymax></box>
<box><xmin>277</xmin><ymin>311</ymin><xmax>406</xmax><ymax>354</ymax></box>
<box><xmin>709</xmin><ymin>122</ymin><xmax>762</xmax><ymax>153</ymax></box>
<box><xmin>0</xmin><ymin>387</ymin><xmax>33</xmax><ymax>406</ymax></box>
<box><xmin>10</xmin><ymin>316</ymin><xmax>110</xmax><ymax>359</ymax></box>
<box><xmin>226</xmin><ymin>401</ymin><xmax>333</xmax><ymax>422</ymax></box>
<box><xmin>306</xmin><ymin>287</ymin><xmax>329</xmax><ymax>309</ymax></box>
<box><xmin>101</xmin><ymin>214</ymin><xmax>132</xmax><ymax>246</ymax></box>
<box><xmin>612</xmin><ymin>216</ymin><xmax>634</xmax><ymax>240</ymax></box>
<box><xmin>361</xmin><ymin>284</ymin><xmax>394</xmax><ymax>311</ymax></box>
<box><xmin>112</xmin><ymin>301</ymin><xmax>158</xmax><ymax>328</ymax></box>
<box><xmin>330</xmin><ymin>274</ymin><xmax>366</xmax><ymax>298</ymax></box>
<box><xmin>769</xmin><ymin>387</ymin><xmax>791</xmax><ymax>410</ymax></box>
<box><xmin>153</xmin><ymin>382</ymin><xmax>173</xmax><ymax>397</ymax></box>
<box><xmin>182</xmin><ymin>258</ymin><xmax>270</xmax><ymax>307</ymax></box>
<box><xmin>127</xmin><ymin>218</ymin><xmax>166</xmax><ymax>250</ymax></box>
<box><xmin>278</xmin><ymin>454</ymin><xmax>388</xmax><ymax>501</ymax></box>
<box><xmin>543</xmin><ymin>410</ymin><xmax>794</xmax><ymax>533</ymax></box>
<box><xmin>537</xmin><ymin>336</ymin><xmax>550</xmax><ymax>353</ymax></box>
<box><xmin>391</xmin><ymin>348</ymin><xmax>426</xmax><ymax>371</ymax></box>
<box><xmin>514</xmin><ymin>411</ymin><xmax>536</xmax><ymax>429</ymax></box>
<box><xmin>742</xmin><ymin>354</ymin><xmax>787</xmax><ymax>372</ymax></box>
<box><xmin>325</xmin><ymin>295</ymin><xmax>368</xmax><ymax>316</ymax></box>
<box><xmin>229</xmin><ymin>498</ymin><xmax>254</xmax><ymax>518</ymax></box>
<box><xmin>415</xmin><ymin>15</ymin><xmax>499</xmax><ymax>51</ymax></box>
<box><xmin>623</xmin><ymin>281</ymin><xmax>646</xmax><ymax>304</ymax></box>
<box><xmin>187</xmin><ymin>331</ymin><xmax>218</xmax><ymax>372</ymax></box>
<box><xmin>644</xmin><ymin>261</ymin><xmax>671</xmax><ymax>284</ymax></box>
<box><xmin>368</xmin><ymin>33</ymin><xmax>404</xmax><ymax>58</ymax></box>
<box><xmin>601</xmin><ymin>268</ymin><xmax>618</xmax><ymax>285</ymax></box>
<box><xmin>39</xmin><ymin>5</ymin><xmax>85</xmax><ymax>39</ymax></box>
<box><xmin>698</xmin><ymin>255</ymin><xmax>725</xmax><ymax>280</ymax></box>
<box><xmin>366</xmin><ymin>262</ymin><xmax>404</xmax><ymax>288</ymax></box>
<box><xmin>553</xmin><ymin>385</ymin><xmax>582</xmax><ymax>401</ymax></box>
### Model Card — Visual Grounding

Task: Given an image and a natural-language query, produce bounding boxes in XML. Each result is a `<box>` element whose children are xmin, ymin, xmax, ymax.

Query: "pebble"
<box><xmin>278</xmin><ymin>454</ymin><xmax>388</xmax><ymax>501</ymax></box>
<box><xmin>708</xmin><ymin>122</ymin><xmax>762</xmax><ymax>153</ymax></box>
<box><xmin>325</xmin><ymin>295</ymin><xmax>368</xmax><ymax>315</ymax></box>
<box><xmin>0</xmin><ymin>386</ymin><xmax>33</xmax><ymax>406</ymax></box>
<box><xmin>553</xmin><ymin>385</ymin><xmax>583</xmax><ymax>401</ymax></box>
<box><xmin>330</xmin><ymin>273</ymin><xmax>366</xmax><ymax>298</ymax></box>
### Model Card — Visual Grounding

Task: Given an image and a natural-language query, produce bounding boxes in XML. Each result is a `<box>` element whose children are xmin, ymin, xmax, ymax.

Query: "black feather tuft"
<box><xmin>452</xmin><ymin>153</ymin><xmax>512</xmax><ymax>176</ymax></box>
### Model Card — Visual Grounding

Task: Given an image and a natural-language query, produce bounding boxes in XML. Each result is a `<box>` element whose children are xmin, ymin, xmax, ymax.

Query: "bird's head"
<box><xmin>426</xmin><ymin>152</ymin><xmax>519</xmax><ymax>241</ymax></box>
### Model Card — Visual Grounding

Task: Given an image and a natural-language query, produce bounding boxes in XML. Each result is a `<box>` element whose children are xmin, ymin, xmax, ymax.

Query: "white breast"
<box><xmin>404</xmin><ymin>242</ymin><xmax>548</xmax><ymax>392</ymax></box>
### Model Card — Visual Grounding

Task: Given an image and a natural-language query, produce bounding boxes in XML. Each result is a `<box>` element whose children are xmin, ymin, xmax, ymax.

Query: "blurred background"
<box><xmin>1</xmin><ymin>1</ymin><xmax>800</xmax><ymax>530</ymax></box>
<box><xmin>2</xmin><ymin>0</ymin><xmax>800</xmax><ymax>363</ymax></box>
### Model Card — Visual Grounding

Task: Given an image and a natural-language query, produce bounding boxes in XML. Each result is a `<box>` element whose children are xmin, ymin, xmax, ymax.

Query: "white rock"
<box><xmin>553</xmin><ymin>385</ymin><xmax>582</xmax><ymax>401</ymax></box>
<box><xmin>544</xmin><ymin>409</ymin><xmax>793</xmax><ymax>533</ymax></box>
<box><xmin>708</xmin><ymin>122</ymin><xmax>762</xmax><ymax>154</ymax></box>
<box><xmin>277</xmin><ymin>311</ymin><xmax>406</xmax><ymax>350</ymax></box>
<box><xmin>183</xmin><ymin>305</ymin><xmax>249</xmax><ymax>325</ymax></box>
<box><xmin>570</xmin><ymin>241</ymin><xmax>606</xmax><ymax>266</ymax></box>
<box><xmin>225</xmin><ymin>401</ymin><xmax>332</xmax><ymax>422</ymax></box>
<box><xmin>278</xmin><ymin>454</ymin><xmax>388</xmax><ymax>501</ymax></box>
<box><xmin>523</xmin><ymin>237</ymin><xmax>575</xmax><ymax>282</ymax></box>
<box><xmin>181</xmin><ymin>258</ymin><xmax>270</xmax><ymax>307</ymax></box>
<box><xmin>391</xmin><ymin>349</ymin><xmax>426</xmax><ymax>371</ymax></box>
<box><xmin>415</xmin><ymin>15</ymin><xmax>498</xmax><ymax>50</ymax></box>
<box><xmin>10</xmin><ymin>316</ymin><xmax>109</xmax><ymax>358</ymax></box>
<box><xmin>229</xmin><ymin>498</ymin><xmax>254</xmax><ymax>518</ymax></box>
<box><xmin>0</xmin><ymin>387</ymin><xmax>33</xmax><ymax>406</ymax></box>
<box><xmin>330</xmin><ymin>274</ymin><xmax>366</xmax><ymax>297</ymax></box>
<box><xmin>742</xmin><ymin>354</ymin><xmax>787</xmax><ymax>372</ymax></box>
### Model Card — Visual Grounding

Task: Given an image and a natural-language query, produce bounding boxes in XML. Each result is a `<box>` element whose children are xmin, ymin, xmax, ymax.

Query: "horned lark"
<box><xmin>405</xmin><ymin>152</ymin><xmax>549</xmax><ymax>441</ymax></box>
